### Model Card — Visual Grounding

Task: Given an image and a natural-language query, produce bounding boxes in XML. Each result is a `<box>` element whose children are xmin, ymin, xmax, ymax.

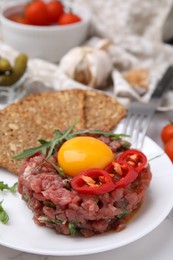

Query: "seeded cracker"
<box><xmin>0</xmin><ymin>89</ymin><xmax>126</xmax><ymax>175</ymax></box>
<box><xmin>0</xmin><ymin>89</ymin><xmax>85</xmax><ymax>174</ymax></box>
<box><xmin>84</xmin><ymin>90</ymin><xmax>126</xmax><ymax>130</ymax></box>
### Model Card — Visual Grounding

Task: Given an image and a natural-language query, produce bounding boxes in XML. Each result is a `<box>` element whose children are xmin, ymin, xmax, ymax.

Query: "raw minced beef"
<box><xmin>18</xmin><ymin>136</ymin><xmax>152</xmax><ymax>237</ymax></box>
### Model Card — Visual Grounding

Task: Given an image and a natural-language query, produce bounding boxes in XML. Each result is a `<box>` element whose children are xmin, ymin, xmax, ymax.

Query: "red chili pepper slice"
<box><xmin>118</xmin><ymin>149</ymin><xmax>148</xmax><ymax>173</ymax></box>
<box><xmin>104</xmin><ymin>160</ymin><xmax>138</xmax><ymax>188</ymax></box>
<box><xmin>71</xmin><ymin>168</ymin><xmax>116</xmax><ymax>195</ymax></box>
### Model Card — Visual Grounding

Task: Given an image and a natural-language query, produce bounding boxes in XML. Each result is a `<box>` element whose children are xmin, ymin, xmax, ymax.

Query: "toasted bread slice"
<box><xmin>84</xmin><ymin>90</ymin><xmax>126</xmax><ymax>130</ymax></box>
<box><xmin>0</xmin><ymin>89</ymin><xmax>85</xmax><ymax>174</ymax></box>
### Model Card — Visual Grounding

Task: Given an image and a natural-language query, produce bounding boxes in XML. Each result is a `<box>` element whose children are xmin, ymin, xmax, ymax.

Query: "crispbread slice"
<box><xmin>12</xmin><ymin>89</ymin><xmax>86</xmax><ymax>131</ymax></box>
<box><xmin>0</xmin><ymin>88</ymin><xmax>126</xmax><ymax>175</ymax></box>
<box><xmin>84</xmin><ymin>90</ymin><xmax>126</xmax><ymax>130</ymax></box>
<box><xmin>0</xmin><ymin>89</ymin><xmax>86</xmax><ymax>174</ymax></box>
<box><xmin>0</xmin><ymin>119</ymin><xmax>52</xmax><ymax>174</ymax></box>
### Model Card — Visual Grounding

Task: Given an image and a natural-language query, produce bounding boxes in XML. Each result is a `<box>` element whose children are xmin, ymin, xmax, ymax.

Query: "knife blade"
<box><xmin>151</xmin><ymin>65</ymin><xmax>173</xmax><ymax>100</ymax></box>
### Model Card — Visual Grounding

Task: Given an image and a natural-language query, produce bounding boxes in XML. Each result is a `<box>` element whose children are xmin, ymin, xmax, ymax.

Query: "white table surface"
<box><xmin>0</xmin><ymin>110</ymin><xmax>173</xmax><ymax>260</ymax></box>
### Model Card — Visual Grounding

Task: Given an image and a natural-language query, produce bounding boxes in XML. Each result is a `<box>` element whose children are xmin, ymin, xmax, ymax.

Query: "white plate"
<box><xmin>0</xmin><ymin>136</ymin><xmax>173</xmax><ymax>256</ymax></box>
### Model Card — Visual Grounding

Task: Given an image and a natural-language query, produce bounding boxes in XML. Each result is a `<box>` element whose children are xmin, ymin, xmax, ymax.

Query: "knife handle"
<box><xmin>151</xmin><ymin>66</ymin><xmax>173</xmax><ymax>98</ymax></box>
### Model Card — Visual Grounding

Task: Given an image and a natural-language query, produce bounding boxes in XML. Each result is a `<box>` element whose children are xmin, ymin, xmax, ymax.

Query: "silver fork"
<box><xmin>122</xmin><ymin>66</ymin><xmax>173</xmax><ymax>149</ymax></box>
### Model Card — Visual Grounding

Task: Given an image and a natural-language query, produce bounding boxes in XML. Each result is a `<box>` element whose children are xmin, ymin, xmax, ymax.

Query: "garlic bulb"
<box><xmin>59</xmin><ymin>46</ymin><xmax>112</xmax><ymax>88</ymax></box>
<box><xmin>123</xmin><ymin>68</ymin><xmax>149</xmax><ymax>95</ymax></box>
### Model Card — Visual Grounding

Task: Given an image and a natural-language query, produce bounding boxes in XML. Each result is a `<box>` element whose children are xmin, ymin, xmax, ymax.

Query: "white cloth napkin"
<box><xmin>73</xmin><ymin>0</ymin><xmax>173</xmax><ymax>110</ymax></box>
<box><xmin>1</xmin><ymin>0</ymin><xmax>173</xmax><ymax>110</ymax></box>
<box><xmin>1</xmin><ymin>39</ymin><xmax>173</xmax><ymax>111</ymax></box>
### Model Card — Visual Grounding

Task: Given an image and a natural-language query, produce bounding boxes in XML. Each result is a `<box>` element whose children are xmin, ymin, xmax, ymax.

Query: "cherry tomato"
<box><xmin>47</xmin><ymin>0</ymin><xmax>64</xmax><ymax>23</ymax></box>
<box><xmin>164</xmin><ymin>138</ymin><xmax>173</xmax><ymax>162</ymax></box>
<box><xmin>58</xmin><ymin>12</ymin><xmax>81</xmax><ymax>25</ymax></box>
<box><xmin>161</xmin><ymin>122</ymin><xmax>173</xmax><ymax>144</ymax></box>
<box><xmin>25</xmin><ymin>0</ymin><xmax>50</xmax><ymax>26</ymax></box>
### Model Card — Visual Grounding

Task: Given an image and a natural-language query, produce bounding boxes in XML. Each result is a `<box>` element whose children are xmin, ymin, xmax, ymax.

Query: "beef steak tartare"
<box><xmin>17</xmin><ymin>127</ymin><xmax>152</xmax><ymax>237</ymax></box>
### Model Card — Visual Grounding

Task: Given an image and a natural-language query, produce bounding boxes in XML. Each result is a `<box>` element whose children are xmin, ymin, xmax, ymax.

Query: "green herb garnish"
<box><xmin>116</xmin><ymin>209</ymin><xmax>128</xmax><ymax>219</ymax></box>
<box><xmin>51</xmin><ymin>163</ymin><xmax>67</xmax><ymax>179</ymax></box>
<box><xmin>13</xmin><ymin>121</ymin><xmax>128</xmax><ymax>161</ymax></box>
<box><xmin>23</xmin><ymin>193</ymin><xmax>30</xmax><ymax>201</ymax></box>
<box><xmin>38</xmin><ymin>216</ymin><xmax>63</xmax><ymax>224</ymax></box>
<box><xmin>120</xmin><ymin>140</ymin><xmax>131</xmax><ymax>149</ymax></box>
<box><xmin>68</xmin><ymin>222</ymin><xmax>76</xmax><ymax>236</ymax></box>
<box><xmin>0</xmin><ymin>181</ymin><xmax>18</xmax><ymax>193</ymax></box>
<box><xmin>0</xmin><ymin>200</ymin><xmax>9</xmax><ymax>224</ymax></box>
<box><xmin>43</xmin><ymin>200</ymin><xmax>56</xmax><ymax>208</ymax></box>
<box><xmin>0</xmin><ymin>181</ymin><xmax>18</xmax><ymax>224</ymax></box>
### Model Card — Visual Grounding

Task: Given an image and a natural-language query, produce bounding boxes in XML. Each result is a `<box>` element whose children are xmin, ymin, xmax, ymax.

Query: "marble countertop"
<box><xmin>0</xmin><ymin>110</ymin><xmax>173</xmax><ymax>260</ymax></box>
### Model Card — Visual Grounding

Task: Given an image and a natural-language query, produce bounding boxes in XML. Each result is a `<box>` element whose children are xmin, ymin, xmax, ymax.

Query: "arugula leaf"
<box><xmin>13</xmin><ymin>140</ymin><xmax>51</xmax><ymax>160</ymax></box>
<box><xmin>0</xmin><ymin>181</ymin><xmax>18</xmax><ymax>193</ymax></box>
<box><xmin>0</xmin><ymin>201</ymin><xmax>9</xmax><ymax>224</ymax></box>
<box><xmin>13</xmin><ymin>120</ymin><xmax>128</xmax><ymax>161</ymax></box>
<box><xmin>67</xmin><ymin>129</ymin><xmax>128</xmax><ymax>140</ymax></box>
<box><xmin>51</xmin><ymin>163</ymin><xmax>67</xmax><ymax>179</ymax></box>
<box><xmin>0</xmin><ymin>182</ymin><xmax>18</xmax><ymax>224</ymax></box>
<box><xmin>46</xmin><ymin>120</ymin><xmax>79</xmax><ymax>159</ymax></box>
<box><xmin>38</xmin><ymin>139</ymin><xmax>51</xmax><ymax>155</ymax></box>
<box><xmin>54</xmin><ymin>129</ymin><xmax>63</xmax><ymax>137</ymax></box>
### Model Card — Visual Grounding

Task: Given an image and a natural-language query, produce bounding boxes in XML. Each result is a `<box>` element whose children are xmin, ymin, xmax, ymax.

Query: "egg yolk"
<box><xmin>57</xmin><ymin>136</ymin><xmax>114</xmax><ymax>177</ymax></box>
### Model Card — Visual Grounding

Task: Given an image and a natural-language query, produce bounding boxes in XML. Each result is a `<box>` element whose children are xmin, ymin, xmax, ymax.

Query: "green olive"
<box><xmin>0</xmin><ymin>57</ymin><xmax>12</xmax><ymax>73</ymax></box>
<box><xmin>14</xmin><ymin>53</ymin><xmax>28</xmax><ymax>72</ymax></box>
<box><xmin>0</xmin><ymin>54</ymin><xmax>28</xmax><ymax>86</ymax></box>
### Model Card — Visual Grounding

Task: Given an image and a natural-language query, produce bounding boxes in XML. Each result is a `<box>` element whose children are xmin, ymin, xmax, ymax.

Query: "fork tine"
<box><xmin>131</xmin><ymin>114</ymin><xmax>144</xmax><ymax>148</ymax></box>
<box><xmin>136</xmin><ymin>112</ymin><xmax>155</xmax><ymax>149</ymax></box>
<box><xmin>121</xmin><ymin>114</ymin><xmax>131</xmax><ymax>135</ymax></box>
<box><xmin>122</xmin><ymin>110</ymin><xmax>138</xmax><ymax>136</ymax></box>
<box><xmin>122</xmin><ymin>102</ymin><xmax>156</xmax><ymax>149</ymax></box>
<box><xmin>121</xmin><ymin>66</ymin><xmax>173</xmax><ymax>149</ymax></box>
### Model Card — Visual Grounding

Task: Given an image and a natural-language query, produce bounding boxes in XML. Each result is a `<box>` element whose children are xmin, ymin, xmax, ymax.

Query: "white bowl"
<box><xmin>0</xmin><ymin>2</ymin><xmax>91</xmax><ymax>62</ymax></box>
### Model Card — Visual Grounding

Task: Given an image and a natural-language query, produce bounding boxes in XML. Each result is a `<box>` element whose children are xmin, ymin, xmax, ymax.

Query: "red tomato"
<box><xmin>25</xmin><ymin>0</ymin><xmax>50</xmax><ymax>26</ymax></box>
<box><xmin>9</xmin><ymin>15</ymin><xmax>29</xmax><ymax>24</ymax></box>
<box><xmin>164</xmin><ymin>138</ymin><xmax>173</xmax><ymax>162</ymax></box>
<box><xmin>161</xmin><ymin>122</ymin><xmax>173</xmax><ymax>144</ymax></box>
<box><xmin>46</xmin><ymin>0</ymin><xmax>64</xmax><ymax>23</ymax></box>
<box><xmin>58</xmin><ymin>12</ymin><xmax>81</xmax><ymax>25</ymax></box>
